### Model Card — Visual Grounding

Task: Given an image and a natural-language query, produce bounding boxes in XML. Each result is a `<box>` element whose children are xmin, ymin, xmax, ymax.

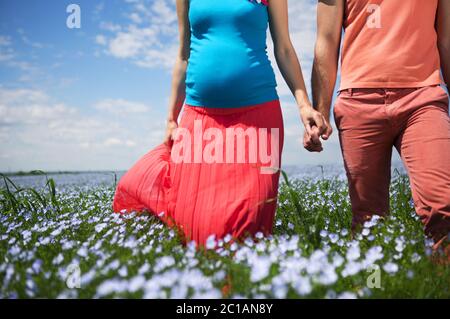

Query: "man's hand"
<box><xmin>163</xmin><ymin>119</ymin><xmax>178</xmax><ymax>146</ymax></box>
<box><xmin>300</xmin><ymin>106</ymin><xmax>333</xmax><ymax>143</ymax></box>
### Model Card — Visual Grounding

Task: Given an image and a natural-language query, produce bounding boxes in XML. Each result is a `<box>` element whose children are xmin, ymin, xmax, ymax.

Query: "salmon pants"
<box><xmin>334</xmin><ymin>85</ymin><xmax>450</xmax><ymax>244</ymax></box>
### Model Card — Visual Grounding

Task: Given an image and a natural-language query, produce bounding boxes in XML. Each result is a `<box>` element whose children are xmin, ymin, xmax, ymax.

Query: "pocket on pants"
<box><xmin>333</xmin><ymin>96</ymin><xmax>345</xmax><ymax>129</ymax></box>
<box><xmin>431</xmin><ymin>85</ymin><xmax>449</xmax><ymax>112</ymax></box>
<box><xmin>437</xmin><ymin>85</ymin><xmax>449</xmax><ymax>99</ymax></box>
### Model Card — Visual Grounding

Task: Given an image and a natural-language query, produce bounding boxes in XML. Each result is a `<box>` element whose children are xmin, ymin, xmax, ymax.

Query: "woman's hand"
<box><xmin>163</xmin><ymin>120</ymin><xmax>178</xmax><ymax>146</ymax></box>
<box><xmin>303</xmin><ymin>128</ymin><xmax>323</xmax><ymax>152</ymax></box>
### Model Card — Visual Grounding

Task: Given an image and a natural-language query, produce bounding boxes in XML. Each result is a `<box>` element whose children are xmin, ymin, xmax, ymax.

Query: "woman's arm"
<box><xmin>164</xmin><ymin>0</ymin><xmax>191</xmax><ymax>145</ymax></box>
<box><xmin>268</xmin><ymin>0</ymin><xmax>331</xmax><ymax>145</ymax></box>
<box><xmin>437</xmin><ymin>0</ymin><xmax>450</xmax><ymax>87</ymax></box>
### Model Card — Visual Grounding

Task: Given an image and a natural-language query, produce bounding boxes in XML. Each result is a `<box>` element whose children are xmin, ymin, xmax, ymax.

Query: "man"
<box><xmin>305</xmin><ymin>0</ymin><xmax>450</xmax><ymax>251</ymax></box>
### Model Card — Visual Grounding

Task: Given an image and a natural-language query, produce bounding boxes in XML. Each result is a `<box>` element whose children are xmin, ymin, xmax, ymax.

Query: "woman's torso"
<box><xmin>185</xmin><ymin>0</ymin><xmax>278</xmax><ymax>108</ymax></box>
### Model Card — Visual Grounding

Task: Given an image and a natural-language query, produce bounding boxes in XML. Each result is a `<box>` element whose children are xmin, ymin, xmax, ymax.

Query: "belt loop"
<box><xmin>349</xmin><ymin>88</ymin><xmax>353</xmax><ymax>96</ymax></box>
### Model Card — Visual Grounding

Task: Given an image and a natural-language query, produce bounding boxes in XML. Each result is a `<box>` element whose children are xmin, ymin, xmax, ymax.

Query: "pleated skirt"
<box><xmin>112</xmin><ymin>99</ymin><xmax>284</xmax><ymax>246</ymax></box>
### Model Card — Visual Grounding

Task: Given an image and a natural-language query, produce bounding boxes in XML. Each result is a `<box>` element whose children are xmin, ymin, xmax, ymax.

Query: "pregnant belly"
<box><xmin>186</xmin><ymin>45</ymin><xmax>275</xmax><ymax>104</ymax></box>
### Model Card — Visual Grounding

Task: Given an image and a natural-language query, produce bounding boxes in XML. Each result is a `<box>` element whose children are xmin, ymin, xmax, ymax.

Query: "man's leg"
<box><xmin>334</xmin><ymin>89</ymin><xmax>394</xmax><ymax>229</ymax></box>
<box><xmin>394</xmin><ymin>86</ymin><xmax>450</xmax><ymax>247</ymax></box>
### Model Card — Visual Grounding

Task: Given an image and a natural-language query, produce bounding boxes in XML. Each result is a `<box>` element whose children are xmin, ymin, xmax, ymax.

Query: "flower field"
<box><xmin>0</xmin><ymin>169</ymin><xmax>449</xmax><ymax>299</ymax></box>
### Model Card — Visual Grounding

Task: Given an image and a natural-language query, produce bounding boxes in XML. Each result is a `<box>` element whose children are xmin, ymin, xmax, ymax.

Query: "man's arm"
<box><xmin>304</xmin><ymin>0</ymin><xmax>344</xmax><ymax>152</ymax></box>
<box><xmin>437</xmin><ymin>0</ymin><xmax>450</xmax><ymax>87</ymax></box>
<box><xmin>311</xmin><ymin>0</ymin><xmax>344</xmax><ymax>122</ymax></box>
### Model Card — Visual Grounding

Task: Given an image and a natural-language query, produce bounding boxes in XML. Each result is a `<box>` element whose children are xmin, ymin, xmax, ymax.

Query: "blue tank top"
<box><xmin>185</xmin><ymin>0</ymin><xmax>279</xmax><ymax>108</ymax></box>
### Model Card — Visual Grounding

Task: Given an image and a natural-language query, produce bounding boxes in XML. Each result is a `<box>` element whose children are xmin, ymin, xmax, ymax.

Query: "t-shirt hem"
<box><xmin>185</xmin><ymin>92</ymin><xmax>280</xmax><ymax>108</ymax></box>
<box><xmin>339</xmin><ymin>79</ymin><xmax>444</xmax><ymax>91</ymax></box>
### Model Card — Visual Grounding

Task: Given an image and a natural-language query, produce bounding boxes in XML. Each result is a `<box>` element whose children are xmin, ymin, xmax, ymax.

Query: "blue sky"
<box><xmin>0</xmin><ymin>0</ymin><xmax>364</xmax><ymax>172</ymax></box>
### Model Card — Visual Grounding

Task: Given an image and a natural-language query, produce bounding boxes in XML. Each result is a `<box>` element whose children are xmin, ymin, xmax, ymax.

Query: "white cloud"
<box><xmin>0</xmin><ymin>88</ymin><xmax>77</xmax><ymax>125</ymax></box>
<box><xmin>0</xmin><ymin>35</ymin><xmax>15</xmax><ymax>62</ymax></box>
<box><xmin>103</xmin><ymin>137</ymin><xmax>137</xmax><ymax>147</ymax></box>
<box><xmin>94</xmin><ymin>98</ymin><xmax>151</xmax><ymax>115</ymax></box>
<box><xmin>0</xmin><ymin>35</ymin><xmax>42</xmax><ymax>82</ymax></box>
<box><xmin>104</xmin><ymin>137</ymin><xmax>122</xmax><ymax>146</ymax></box>
<box><xmin>99</xmin><ymin>21</ymin><xmax>122</xmax><ymax>32</ymax></box>
<box><xmin>17</xmin><ymin>28</ymin><xmax>45</xmax><ymax>49</ymax></box>
<box><xmin>94</xmin><ymin>2</ymin><xmax>105</xmax><ymax>18</ymax></box>
<box><xmin>108</xmin><ymin>27</ymin><xmax>157</xmax><ymax>59</ymax></box>
<box><xmin>0</xmin><ymin>36</ymin><xmax>11</xmax><ymax>46</ymax></box>
<box><xmin>0</xmin><ymin>88</ymin><xmax>164</xmax><ymax>171</ymax></box>
<box><xmin>129</xmin><ymin>13</ymin><xmax>143</xmax><ymax>24</ymax></box>
<box><xmin>96</xmin><ymin>0</ymin><xmax>178</xmax><ymax>69</ymax></box>
<box><xmin>95</xmin><ymin>35</ymin><xmax>107</xmax><ymax>46</ymax></box>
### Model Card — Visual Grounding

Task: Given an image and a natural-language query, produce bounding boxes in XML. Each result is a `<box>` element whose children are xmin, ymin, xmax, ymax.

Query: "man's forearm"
<box><xmin>438</xmin><ymin>44</ymin><xmax>450</xmax><ymax>87</ymax></box>
<box><xmin>312</xmin><ymin>45</ymin><xmax>339</xmax><ymax>121</ymax></box>
<box><xmin>312</xmin><ymin>0</ymin><xmax>343</xmax><ymax>122</ymax></box>
<box><xmin>437</xmin><ymin>0</ymin><xmax>450</xmax><ymax>87</ymax></box>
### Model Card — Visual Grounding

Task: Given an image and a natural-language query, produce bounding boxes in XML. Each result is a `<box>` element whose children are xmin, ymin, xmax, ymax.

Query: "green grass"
<box><xmin>0</xmin><ymin>171</ymin><xmax>448</xmax><ymax>299</ymax></box>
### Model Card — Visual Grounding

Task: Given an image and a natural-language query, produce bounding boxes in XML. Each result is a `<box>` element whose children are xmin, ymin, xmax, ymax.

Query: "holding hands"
<box><xmin>300</xmin><ymin>106</ymin><xmax>332</xmax><ymax>153</ymax></box>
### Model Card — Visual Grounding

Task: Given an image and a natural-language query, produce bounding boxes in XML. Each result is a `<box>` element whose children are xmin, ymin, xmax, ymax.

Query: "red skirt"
<box><xmin>112</xmin><ymin>99</ymin><xmax>284</xmax><ymax>246</ymax></box>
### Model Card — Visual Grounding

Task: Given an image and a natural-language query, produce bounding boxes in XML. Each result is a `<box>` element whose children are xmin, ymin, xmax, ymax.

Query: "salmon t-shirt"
<box><xmin>340</xmin><ymin>0</ymin><xmax>443</xmax><ymax>90</ymax></box>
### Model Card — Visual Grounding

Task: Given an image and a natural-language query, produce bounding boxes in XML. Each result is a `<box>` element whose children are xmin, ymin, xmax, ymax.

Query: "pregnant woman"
<box><xmin>112</xmin><ymin>0</ymin><xmax>328</xmax><ymax>246</ymax></box>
